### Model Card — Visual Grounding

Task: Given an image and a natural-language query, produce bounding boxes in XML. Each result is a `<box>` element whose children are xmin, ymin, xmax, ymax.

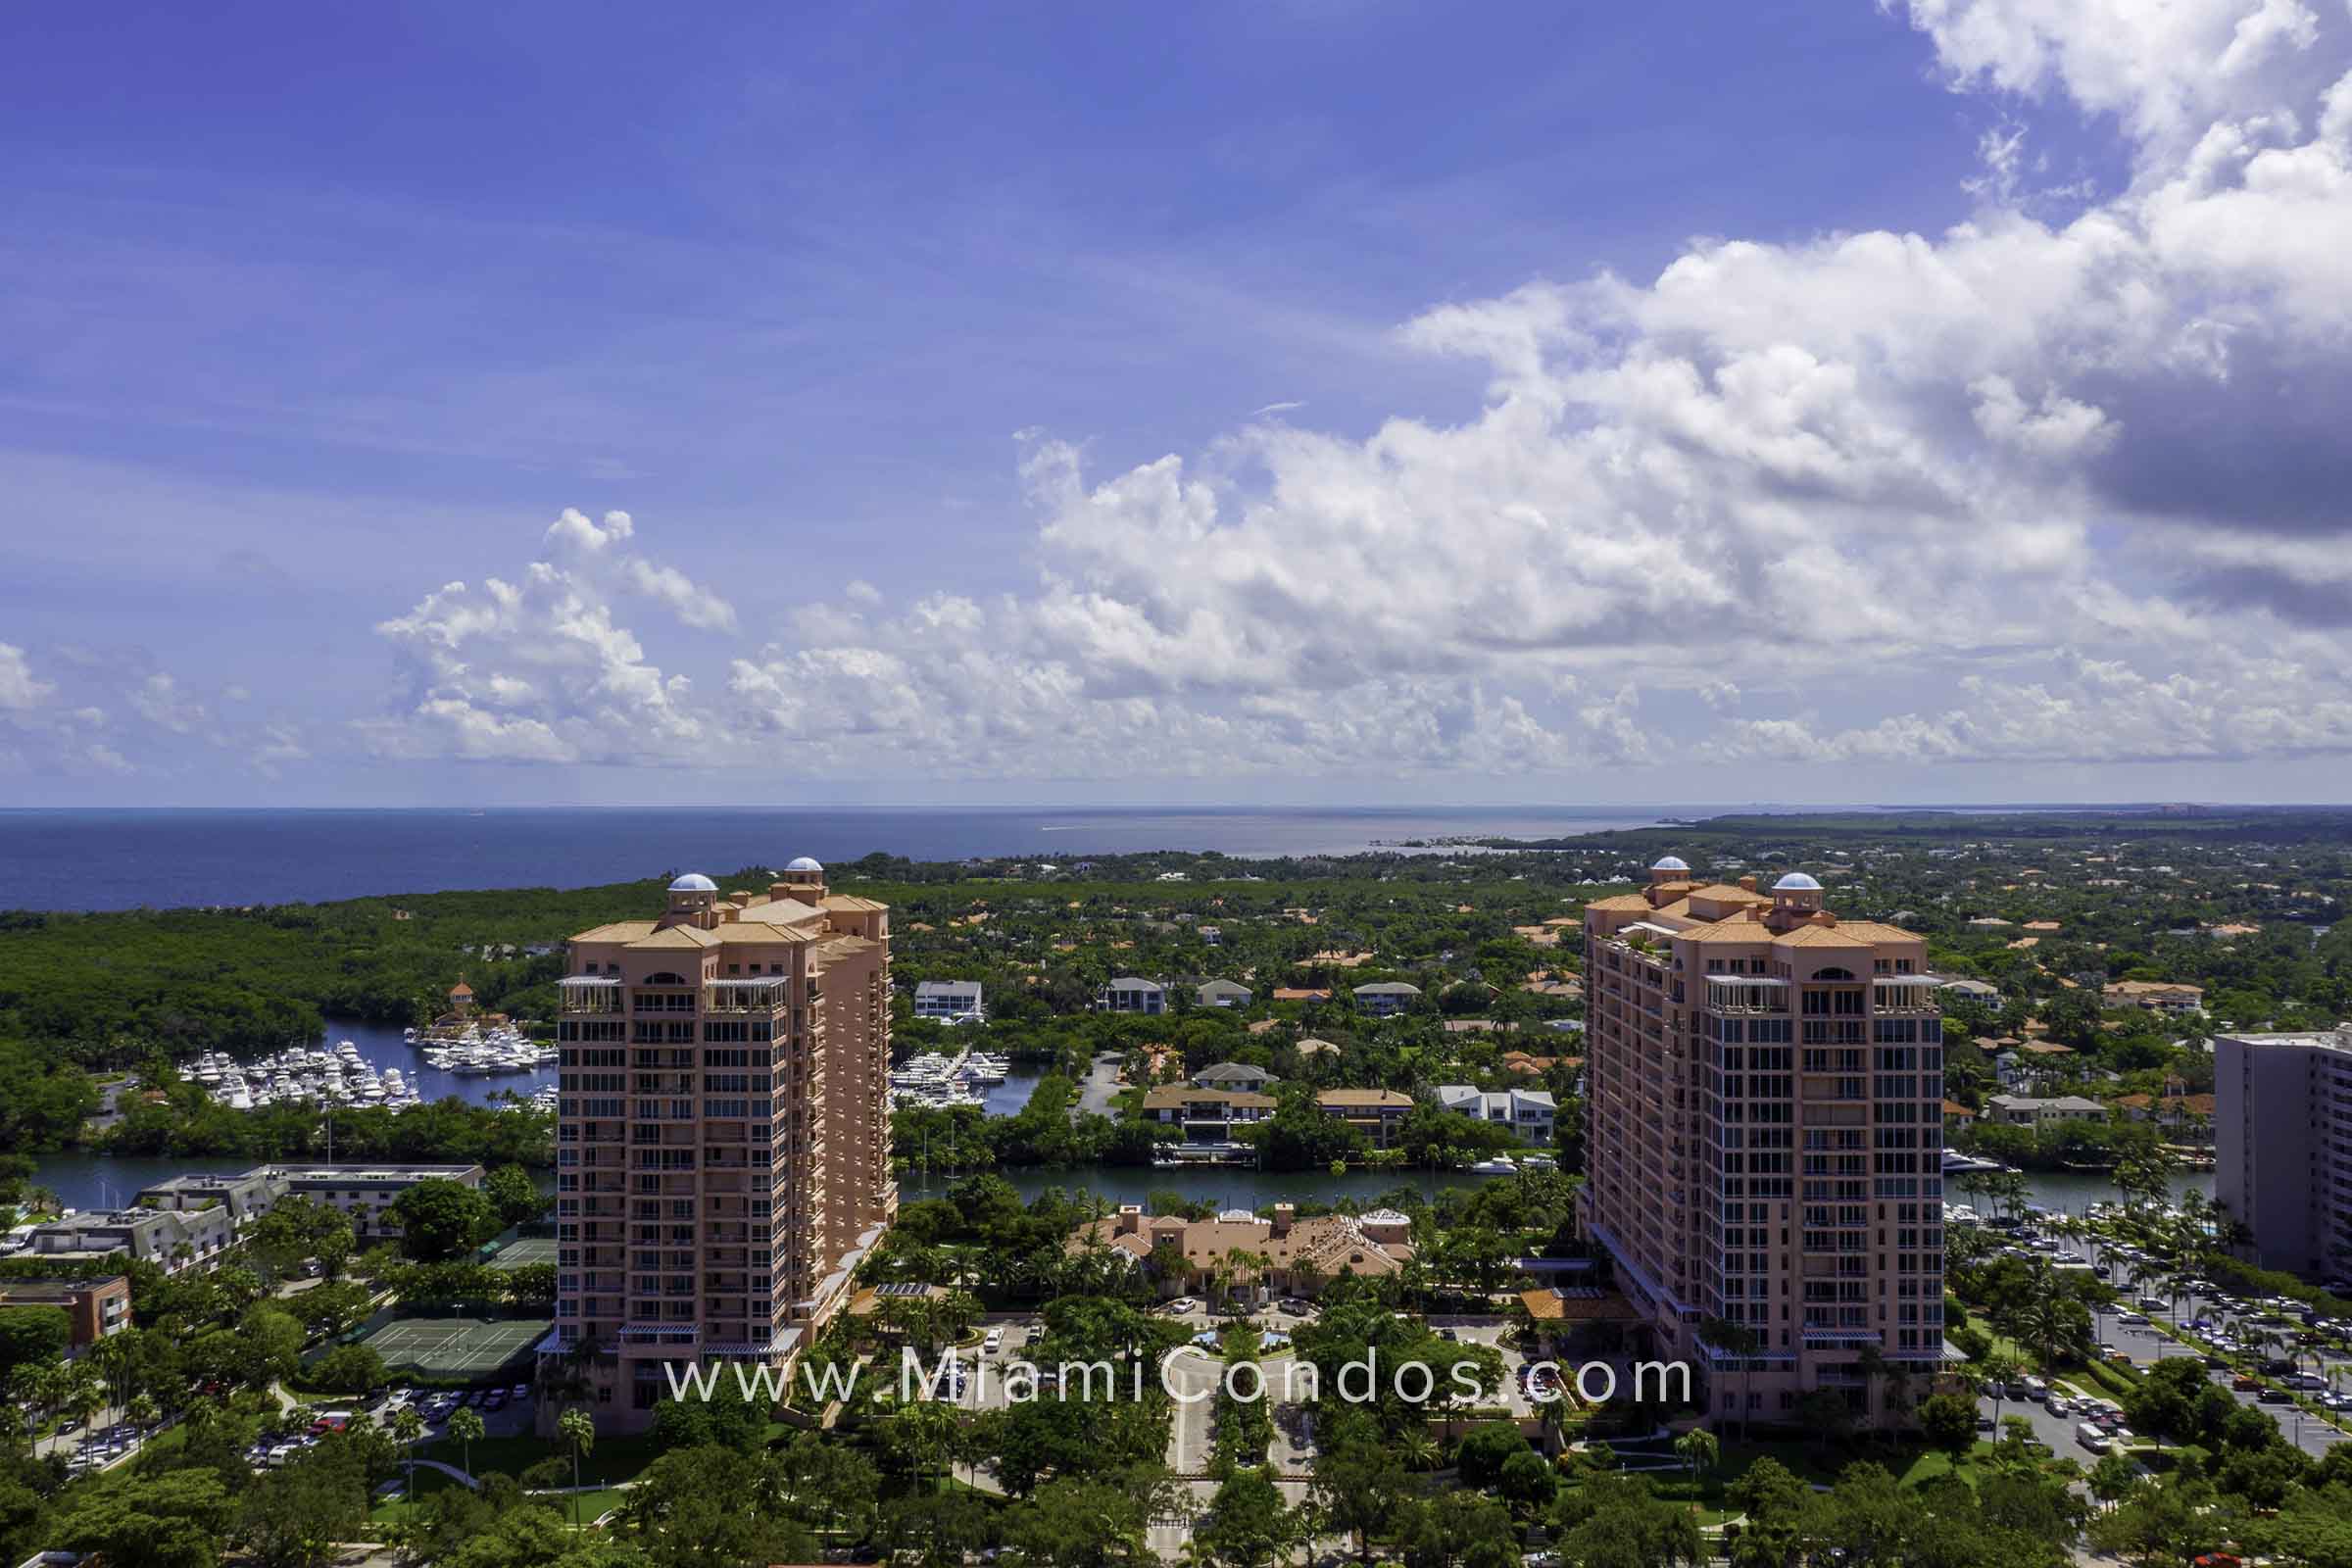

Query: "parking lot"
<box><xmin>247</xmin><ymin>1383</ymin><xmax>535</xmax><ymax>1473</ymax></box>
<box><xmin>1972</xmin><ymin>1223</ymin><xmax>2352</xmax><ymax>1462</ymax></box>
<box><xmin>51</xmin><ymin>1413</ymin><xmax>159</xmax><ymax>1478</ymax></box>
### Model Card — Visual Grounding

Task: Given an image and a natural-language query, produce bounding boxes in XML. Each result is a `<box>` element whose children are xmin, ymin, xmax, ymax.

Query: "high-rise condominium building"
<box><xmin>1580</xmin><ymin>858</ymin><xmax>1946</xmax><ymax>1428</ymax></box>
<box><xmin>2215</xmin><ymin>1028</ymin><xmax>2352</xmax><ymax>1282</ymax></box>
<box><xmin>548</xmin><ymin>858</ymin><xmax>894</xmax><ymax>1431</ymax></box>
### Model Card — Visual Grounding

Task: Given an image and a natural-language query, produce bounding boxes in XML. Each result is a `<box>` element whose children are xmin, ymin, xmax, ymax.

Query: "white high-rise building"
<box><xmin>2216</xmin><ymin>1028</ymin><xmax>2352</xmax><ymax>1282</ymax></box>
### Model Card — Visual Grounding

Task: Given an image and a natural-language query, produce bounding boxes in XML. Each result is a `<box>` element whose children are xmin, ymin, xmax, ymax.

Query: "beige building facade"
<box><xmin>550</xmin><ymin>858</ymin><xmax>895</xmax><ymax>1431</ymax></box>
<box><xmin>1580</xmin><ymin>857</ymin><xmax>1946</xmax><ymax>1428</ymax></box>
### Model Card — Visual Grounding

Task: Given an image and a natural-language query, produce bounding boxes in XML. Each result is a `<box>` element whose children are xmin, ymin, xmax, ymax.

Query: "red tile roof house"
<box><xmin>1071</xmin><ymin>1204</ymin><xmax>1413</xmax><ymax>1300</ymax></box>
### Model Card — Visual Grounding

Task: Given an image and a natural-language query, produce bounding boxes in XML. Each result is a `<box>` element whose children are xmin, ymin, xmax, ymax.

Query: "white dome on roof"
<box><xmin>1774</xmin><ymin>871</ymin><xmax>1823</xmax><ymax>892</ymax></box>
<box><xmin>1650</xmin><ymin>856</ymin><xmax>1690</xmax><ymax>872</ymax></box>
<box><xmin>668</xmin><ymin>872</ymin><xmax>718</xmax><ymax>893</ymax></box>
<box><xmin>786</xmin><ymin>856</ymin><xmax>823</xmax><ymax>872</ymax></box>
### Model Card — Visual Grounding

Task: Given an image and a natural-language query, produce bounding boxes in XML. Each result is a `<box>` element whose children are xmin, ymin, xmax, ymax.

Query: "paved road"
<box><xmin>2013</xmin><ymin>1234</ymin><xmax>2352</xmax><ymax>1459</ymax></box>
<box><xmin>1078</xmin><ymin>1052</ymin><xmax>1126</xmax><ymax>1117</ymax></box>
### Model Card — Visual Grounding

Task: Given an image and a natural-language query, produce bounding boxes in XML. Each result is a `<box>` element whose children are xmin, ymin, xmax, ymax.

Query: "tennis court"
<box><xmin>357</xmin><ymin>1315</ymin><xmax>553</xmax><ymax>1378</ymax></box>
<box><xmin>489</xmin><ymin>1237</ymin><xmax>557</xmax><ymax>1270</ymax></box>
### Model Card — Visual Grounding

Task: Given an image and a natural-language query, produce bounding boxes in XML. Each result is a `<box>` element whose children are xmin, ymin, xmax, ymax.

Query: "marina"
<box><xmin>182</xmin><ymin>1021</ymin><xmax>560</xmax><ymax>1119</ymax></box>
<box><xmin>173</xmin><ymin>1019</ymin><xmax>562</xmax><ymax>1118</ymax></box>
<box><xmin>185</xmin><ymin>1039</ymin><xmax>426</xmax><ymax>1113</ymax></box>
<box><xmin>890</xmin><ymin>1044</ymin><xmax>1014</xmax><ymax>1110</ymax></box>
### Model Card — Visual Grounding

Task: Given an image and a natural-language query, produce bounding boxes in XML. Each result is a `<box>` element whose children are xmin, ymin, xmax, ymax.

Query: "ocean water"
<box><xmin>0</xmin><ymin>806</ymin><xmax>1678</xmax><ymax>912</ymax></box>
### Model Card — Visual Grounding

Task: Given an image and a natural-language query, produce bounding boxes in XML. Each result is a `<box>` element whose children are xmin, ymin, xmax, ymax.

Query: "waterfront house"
<box><xmin>1434</xmin><ymin>1084</ymin><xmax>1556</xmax><ymax>1144</ymax></box>
<box><xmin>1314</xmin><ymin>1088</ymin><xmax>1414</xmax><ymax>1148</ymax></box>
<box><xmin>913</xmin><ymin>980</ymin><xmax>985</xmax><ymax>1021</ymax></box>
<box><xmin>1140</xmin><ymin>1086</ymin><xmax>1274</xmax><ymax>1142</ymax></box>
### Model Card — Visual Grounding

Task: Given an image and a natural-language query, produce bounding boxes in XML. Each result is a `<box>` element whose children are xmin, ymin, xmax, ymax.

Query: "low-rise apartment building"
<box><xmin>0</xmin><ymin>1276</ymin><xmax>131</xmax><ymax>1351</ymax></box>
<box><xmin>1072</xmin><ymin>1203</ymin><xmax>1413</xmax><ymax>1298</ymax></box>
<box><xmin>136</xmin><ymin>1163</ymin><xmax>485</xmax><ymax>1246</ymax></box>
<box><xmin>24</xmin><ymin>1206</ymin><xmax>238</xmax><ymax>1273</ymax></box>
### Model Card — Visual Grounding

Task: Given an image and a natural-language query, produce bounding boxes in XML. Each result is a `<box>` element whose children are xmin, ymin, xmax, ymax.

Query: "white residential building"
<box><xmin>1352</xmin><ymin>981</ymin><xmax>1421</xmax><ymax>1017</ymax></box>
<box><xmin>1098</xmin><ymin>978</ymin><xmax>1167</xmax><ymax>1014</ymax></box>
<box><xmin>913</xmin><ymin>980</ymin><xmax>985</xmax><ymax>1021</ymax></box>
<box><xmin>1434</xmin><ymin>1084</ymin><xmax>1556</xmax><ymax>1144</ymax></box>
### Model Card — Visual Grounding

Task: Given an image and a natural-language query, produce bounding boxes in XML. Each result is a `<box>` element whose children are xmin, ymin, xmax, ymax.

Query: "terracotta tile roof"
<box><xmin>1584</xmin><ymin>894</ymin><xmax>1655</xmax><ymax>912</ymax></box>
<box><xmin>1826</xmin><ymin>921</ymin><xmax>1924</xmax><ymax>944</ymax></box>
<box><xmin>1315</xmin><ymin>1089</ymin><xmax>1412</xmax><ymax>1108</ymax></box>
<box><xmin>1519</xmin><ymin>1286</ymin><xmax>1639</xmax><ymax>1323</ymax></box>
<box><xmin>715</xmin><ymin>921</ymin><xmax>817</xmax><ymax>944</ymax></box>
<box><xmin>1771</xmin><ymin>924</ymin><xmax>1872</xmax><ymax>948</ymax></box>
<box><xmin>572</xmin><ymin>921</ymin><xmax>659</xmax><ymax>944</ymax></box>
<box><xmin>629</xmin><ymin>925</ymin><xmax>718</xmax><ymax>949</ymax></box>
<box><xmin>1072</xmin><ymin>1212</ymin><xmax>1411</xmax><ymax>1277</ymax></box>
<box><xmin>1678</xmin><ymin>917</ymin><xmax>1772</xmax><ymax>944</ymax></box>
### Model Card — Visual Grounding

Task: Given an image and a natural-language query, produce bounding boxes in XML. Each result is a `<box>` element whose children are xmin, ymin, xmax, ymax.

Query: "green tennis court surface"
<box><xmin>358</xmin><ymin>1315</ymin><xmax>552</xmax><ymax>1377</ymax></box>
<box><xmin>489</xmin><ymin>1237</ymin><xmax>557</xmax><ymax>1270</ymax></box>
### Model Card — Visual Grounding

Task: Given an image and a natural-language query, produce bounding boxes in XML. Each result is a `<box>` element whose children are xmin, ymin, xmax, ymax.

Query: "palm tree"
<box><xmin>65</xmin><ymin>1379</ymin><xmax>104</xmax><ymax>1442</ymax></box>
<box><xmin>1979</xmin><ymin>1350</ymin><xmax>2023</xmax><ymax>1436</ymax></box>
<box><xmin>390</xmin><ymin>1406</ymin><xmax>425</xmax><ymax>1499</ymax></box>
<box><xmin>447</xmin><ymin>1404</ymin><xmax>485</xmax><ymax>1479</ymax></box>
<box><xmin>1699</xmin><ymin>1317</ymin><xmax>1762</xmax><ymax>1440</ymax></box>
<box><xmin>1674</xmin><ymin>1427</ymin><xmax>1719</xmax><ymax>1488</ymax></box>
<box><xmin>557</xmin><ymin>1407</ymin><xmax>596</xmax><ymax>1530</ymax></box>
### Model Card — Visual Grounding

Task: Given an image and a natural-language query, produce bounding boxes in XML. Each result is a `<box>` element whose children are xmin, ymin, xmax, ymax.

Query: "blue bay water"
<box><xmin>0</xmin><ymin>805</ymin><xmax>1688</xmax><ymax>912</ymax></box>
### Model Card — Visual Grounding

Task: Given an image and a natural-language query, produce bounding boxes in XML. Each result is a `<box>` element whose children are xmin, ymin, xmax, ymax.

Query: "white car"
<box><xmin>1166</xmin><ymin>1298</ymin><xmax>1200</xmax><ymax>1314</ymax></box>
<box><xmin>983</xmin><ymin>1329</ymin><xmax>1005</xmax><ymax>1354</ymax></box>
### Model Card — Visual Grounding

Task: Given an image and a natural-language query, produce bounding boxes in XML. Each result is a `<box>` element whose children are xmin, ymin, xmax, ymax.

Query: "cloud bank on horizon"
<box><xmin>6</xmin><ymin>0</ymin><xmax>2352</xmax><ymax>798</ymax></box>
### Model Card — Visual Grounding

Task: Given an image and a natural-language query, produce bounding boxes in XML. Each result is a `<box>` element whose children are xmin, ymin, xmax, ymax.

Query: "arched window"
<box><xmin>1812</xmin><ymin>966</ymin><xmax>1858</xmax><ymax>982</ymax></box>
<box><xmin>643</xmin><ymin>970</ymin><xmax>689</xmax><ymax>986</ymax></box>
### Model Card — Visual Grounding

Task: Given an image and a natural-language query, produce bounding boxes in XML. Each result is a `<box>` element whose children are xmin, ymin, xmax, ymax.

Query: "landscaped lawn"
<box><xmin>419</xmin><ymin>1429</ymin><xmax>664</xmax><ymax>1487</ymax></box>
<box><xmin>1617</xmin><ymin>1436</ymin><xmax>2023</xmax><ymax>1525</ymax></box>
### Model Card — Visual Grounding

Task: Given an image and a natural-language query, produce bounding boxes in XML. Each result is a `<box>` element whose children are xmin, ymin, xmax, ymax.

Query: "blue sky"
<box><xmin>3</xmin><ymin>1</ymin><xmax>2349</xmax><ymax>808</ymax></box>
